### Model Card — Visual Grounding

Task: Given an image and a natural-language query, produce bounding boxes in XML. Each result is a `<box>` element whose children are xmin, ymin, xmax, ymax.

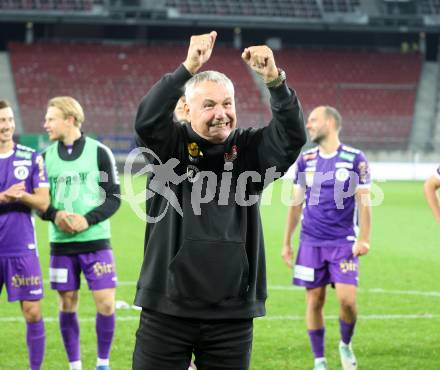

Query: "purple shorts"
<box><xmin>49</xmin><ymin>249</ymin><xmax>117</xmax><ymax>291</ymax></box>
<box><xmin>293</xmin><ymin>242</ymin><xmax>359</xmax><ymax>288</ymax></box>
<box><xmin>0</xmin><ymin>254</ymin><xmax>44</xmax><ymax>302</ymax></box>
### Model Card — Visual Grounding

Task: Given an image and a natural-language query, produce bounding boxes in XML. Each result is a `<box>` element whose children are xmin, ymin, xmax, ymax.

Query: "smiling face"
<box><xmin>306</xmin><ymin>106</ymin><xmax>331</xmax><ymax>144</ymax></box>
<box><xmin>0</xmin><ymin>106</ymin><xmax>15</xmax><ymax>146</ymax></box>
<box><xmin>187</xmin><ymin>80</ymin><xmax>237</xmax><ymax>144</ymax></box>
<box><xmin>43</xmin><ymin>106</ymin><xmax>72</xmax><ymax>142</ymax></box>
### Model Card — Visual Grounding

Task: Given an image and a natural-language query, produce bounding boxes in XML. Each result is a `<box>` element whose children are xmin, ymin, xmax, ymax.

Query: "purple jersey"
<box><xmin>0</xmin><ymin>144</ymin><xmax>48</xmax><ymax>256</ymax></box>
<box><xmin>293</xmin><ymin>144</ymin><xmax>370</xmax><ymax>245</ymax></box>
<box><xmin>436</xmin><ymin>165</ymin><xmax>440</xmax><ymax>180</ymax></box>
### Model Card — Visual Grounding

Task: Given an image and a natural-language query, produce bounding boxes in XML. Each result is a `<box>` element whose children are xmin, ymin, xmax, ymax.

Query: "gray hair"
<box><xmin>184</xmin><ymin>71</ymin><xmax>235</xmax><ymax>103</ymax></box>
<box><xmin>324</xmin><ymin>106</ymin><xmax>342</xmax><ymax>131</ymax></box>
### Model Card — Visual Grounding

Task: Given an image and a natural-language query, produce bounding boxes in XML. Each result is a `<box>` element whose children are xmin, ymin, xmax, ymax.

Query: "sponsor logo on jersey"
<box><xmin>339</xmin><ymin>259</ymin><xmax>358</xmax><ymax>273</ymax></box>
<box><xmin>93</xmin><ymin>262</ymin><xmax>115</xmax><ymax>277</ymax></box>
<box><xmin>15</xmin><ymin>150</ymin><xmax>32</xmax><ymax>160</ymax></box>
<box><xmin>13</xmin><ymin>160</ymin><xmax>32</xmax><ymax>166</ymax></box>
<box><xmin>339</xmin><ymin>151</ymin><xmax>355</xmax><ymax>162</ymax></box>
<box><xmin>11</xmin><ymin>274</ymin><xmax>41</xmax><ymax>288</ymax></box>
<box><xmin>335</xmin><ymin>162</ymin><xmax>353</xmax><ymax>169</ymax></box>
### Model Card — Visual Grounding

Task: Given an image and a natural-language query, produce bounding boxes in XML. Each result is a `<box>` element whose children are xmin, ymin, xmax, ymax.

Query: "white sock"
<box><xmin>97</xmin><ymin>358</ymin><xmax>109</xmax><ymax>367</ymax></box>
<box><xmin>315</xmin><ymin>357</ymin><xmax>326</xmax><ymax>363</ymax></box>
<box><xmin>69</xmin><ymin>361</ymin><xmax>82</xmax><ymax>370</ymax></box>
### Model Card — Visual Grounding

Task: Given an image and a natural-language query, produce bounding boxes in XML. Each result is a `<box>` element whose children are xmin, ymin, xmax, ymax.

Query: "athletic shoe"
<box><xmin>339</xmin><ymin>341</ymin><xmax>357</xmax><ymax>370</ymax></box>
<box><xmin>96</xmin><ymin>366</ymin><xmax>110</xmax><ymax>370</ymax></box>
<box><xmin>313</xmin><ymin>358</ymin><xmax>328</xmax><ymax>370</ymax></box>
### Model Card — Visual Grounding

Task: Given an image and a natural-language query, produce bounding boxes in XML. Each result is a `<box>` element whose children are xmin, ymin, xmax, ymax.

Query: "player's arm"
<box><xmin>281</xmin><ymin>185</ymin><xmax>305</xmax><ymax>268</ymax></box>
<box><xmin>424</xmin><ymin>174</ymin><xmax>440</xmax><ymax>225</ymax></box>
<box><xmin>1</xmin><ymin>184</ymin><xmax>49</xmax><ymax>212</ymax></box>
<box><xmin>135</xmin><ymin>31</ymin><xmax>217</xmax><ymax>162</ymax></box>
<box><xmin>353</xmin><ymin>187</ymin><xmax>371</xmax><ymax>256</ymax></box>
<box><xmin>17</xmin><ymin>186</ymin><xmax>50</xmax><ymax>213</ymax></box>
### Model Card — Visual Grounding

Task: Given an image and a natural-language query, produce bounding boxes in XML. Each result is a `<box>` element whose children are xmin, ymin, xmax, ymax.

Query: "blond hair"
<box><xmin>48</xmin><ymin>96</ymin><xmax>85</xmax><ymax>128</ymax></box>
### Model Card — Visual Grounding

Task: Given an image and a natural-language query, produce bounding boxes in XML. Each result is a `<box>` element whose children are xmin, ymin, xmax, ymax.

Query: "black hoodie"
<box><xmin>133</xmin><ymin>65</ymin><xmax>306</xmax><ymax>319</ymax></box>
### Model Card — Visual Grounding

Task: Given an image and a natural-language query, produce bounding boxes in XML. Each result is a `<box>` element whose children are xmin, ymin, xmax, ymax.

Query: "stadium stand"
<box><xmin>275</xmin><ymin>49</ymin><xmax>422</xmax><ymax>149</ymax></box>
<box><xmin>165</xmin><ymin>0</ymin><xmax>322</xmax><ymax>18</ymax></box>
<box><xmin>419</xmin><ymin>0</ymin><xmax>440</xmax><ymax>15</ymax></box>
<box><xmin>8</xmin><ymin>42</ymin><xmax>267</xmax><ymax>134</ymax></box>
<box><xmin>9</xmin><ymin>41</ymin><xmax>421</xmax><ymax>149</ymax></box>
<box><xmin>0</xmin><ymin>0</ymin><xmax>103</xmax><ymax>11</ymax></box>
<box><xmin>322</xmin><ymin>0</ymin><xmax>361</xmax><ymax>13</ymax></box>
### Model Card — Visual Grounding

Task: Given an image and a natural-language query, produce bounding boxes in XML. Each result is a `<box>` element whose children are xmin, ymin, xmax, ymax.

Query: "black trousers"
<box><xmin>132</xmin><ymin>309</ymin><xmax>254</xmax><ymax>370</ymax></box>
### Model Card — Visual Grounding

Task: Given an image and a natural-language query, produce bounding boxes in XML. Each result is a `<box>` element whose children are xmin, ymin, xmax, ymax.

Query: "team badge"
<box><xmin>186</xmin><ymin>164</ymin><xmax>200</xmax><ymax>183</ymax></box>
<box><xmin>224</xmin><ymin>145</ymin><xmax>238</xmax><ymax>162</ymax></box>
<box><xmin>14</xmin><ymin>165</ymin><xmax>29</xmax><ymax>180</ymax></box>
<box><xmin>188</xmin><ymin>142</ymin><xmax>203</xmax><ymax>163</ymax></box>
<box><xmin>188</xmin><ymin>142</ymin><xmax>203</xmax><ymax>157</ymax></box>
<box><xmin>335</xmin><ymin>168</ymin><xmax>350</xmax><ymax>182</ymax></box>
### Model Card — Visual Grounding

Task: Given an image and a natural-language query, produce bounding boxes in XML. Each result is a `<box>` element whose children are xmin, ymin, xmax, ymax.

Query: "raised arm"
<box><xmin>135</xmin><ymin>31</ymin><xmax>217</xmax><ymax>161</ymax></box>
<box><xmin>242</xmin><ymin>46</ymin><xmax>306</xmax><ymax>175</ymax></box>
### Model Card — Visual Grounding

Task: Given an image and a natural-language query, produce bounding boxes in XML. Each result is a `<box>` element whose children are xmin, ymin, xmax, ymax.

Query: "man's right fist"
<box><xmin>183</xmin><ymin>31</ymin><xmax>217</xmax><ymax>75</ymax></box>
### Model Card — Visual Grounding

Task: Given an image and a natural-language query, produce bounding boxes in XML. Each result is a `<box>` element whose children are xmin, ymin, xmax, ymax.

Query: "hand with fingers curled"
<box><xmin>54</xmin><ymin>210</ymin><xmax>89</xmax><ymax>234</ymax></box>
<box><xmin>241</xmin><ymin>45</ymin><xmax>279</xmax><ymax>83</ymax></box>
<box><xmin>67</xmin><ymin>213</ymin><xmax>89</xmax><ymax>233</ymax></box>
<box><xmin>281</xmin><ymin>243</ymin><xmax>294</xmax><ymax>269</ymax></box>
<box><xmin>54</xmin><ymin>210</ymin><xmax>76</xmax><ymax>234</ymax></box>
<box><xmin>183</xmin><ymin>31</ymin><xmax>217</xmax><ymax>75</ymax></box>
<box><xmin>1</xmin><ymin>181</ymin><xmax>26</xmax><ymax>203</ymax></box>
<box><xmin>352</xmin><ymin>241</ymin><xmax>370</xmax><ymax>257</ymax></box>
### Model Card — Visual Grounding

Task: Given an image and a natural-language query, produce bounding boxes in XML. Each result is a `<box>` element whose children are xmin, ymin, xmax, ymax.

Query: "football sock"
<box><xmin>59</xmin><ymin>312</ymin><xmax>81</xmax><ymax>362</ymax></box>
<box><xmin>96</xmin><ymin>312</ymin><xmax>115</xmax><ymax>361</ymax></box>
<box><xmin>308</xmin><ymin>327</ymin><xmax>325</xmax><ymax>358</ymax></box>
<box><xmin>26</xmin><ymin>319</ymin><xmax>45</xmax><ymax>370</ymax></box>
<box><xmin>339</xmin><ymin>318</ymin><xmax>356</xmax><ymax>345</ymax></box>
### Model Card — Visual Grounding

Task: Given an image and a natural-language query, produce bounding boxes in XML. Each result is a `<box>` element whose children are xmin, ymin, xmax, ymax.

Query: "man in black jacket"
<box><xmin>132</xmin><ymin>31</ymin><xmax>306</xmax><ymax>370</ymax></box>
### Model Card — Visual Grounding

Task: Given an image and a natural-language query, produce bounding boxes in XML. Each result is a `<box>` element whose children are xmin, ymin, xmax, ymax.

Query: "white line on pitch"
<box><xmin>40</xmin><ymin>280</ymin><xmax>440</xmax><ymax>297</ymax></box>
<box><xmin>1</xmin><ymin>313</ymin><xmax>439</xmax><ymax>323</ymax></box>
<box><xmin>113</xmin><ymin>281</ymin><xmax>440</xmax><ymax>297</ymax></box>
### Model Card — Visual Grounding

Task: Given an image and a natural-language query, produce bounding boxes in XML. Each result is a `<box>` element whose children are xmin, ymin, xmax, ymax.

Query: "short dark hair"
<box><xmin>324</xmin><ymin>106</ymin><xmax>342</xmax><ymax>131</ymax></box>
<box><xmin>0</xmin><ymin>100</ymin><xmax>12</xmax><ymax>110</ymax></box>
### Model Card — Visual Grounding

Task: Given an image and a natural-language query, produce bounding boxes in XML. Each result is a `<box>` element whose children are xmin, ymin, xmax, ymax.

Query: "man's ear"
<box><xmin>66</xmin><ymin>115</ymin><xmax>76</xmax><ymax>126</ymax></box>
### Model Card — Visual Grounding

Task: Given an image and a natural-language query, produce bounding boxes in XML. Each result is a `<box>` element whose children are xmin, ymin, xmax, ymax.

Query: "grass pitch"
<box><xmin>1</xmin><ymin>178</ymin><xmax>439</xmax><ymax>369</ymax></box>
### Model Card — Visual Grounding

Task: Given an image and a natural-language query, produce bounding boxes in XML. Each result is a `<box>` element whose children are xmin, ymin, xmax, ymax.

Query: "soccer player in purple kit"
<box><xmin>282</xmin><ymin>106</ymin><xmax>372</xmax><ymax>370</ymax></box>
<box><xmin>40</xmin><ymin>96</ymin><xmax>121</xmax><ymax>370</ymax></box>
<box><xmin>0</xmin><ymin>99</ymin><xmax>49</xmax><ymax>370</ymax></box>
<box><xmin>424</xmin><ymin>164</ymin><xmax>440</xmax><ymax>225</ymax></box>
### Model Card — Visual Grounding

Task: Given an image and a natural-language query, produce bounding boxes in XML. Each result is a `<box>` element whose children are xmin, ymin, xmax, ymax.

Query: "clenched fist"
<box><xmin>183</xmin><ymin>31</ymin><xmax>217</xmax><ymax>75</ymax></box>
<box><xmin>241</xmin><ymin>46</ymin><xmax>279</xmax><ymax>83</ymax></box>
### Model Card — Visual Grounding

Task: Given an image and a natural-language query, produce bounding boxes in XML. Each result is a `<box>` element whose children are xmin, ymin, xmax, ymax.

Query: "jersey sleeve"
<box><xmin>293</xmin><ymin>155</ymin><xmax>306</xmax><ymax>187</ymax></box>
<box><xmin>31</xmin><ymin>152</ymin><xmax>49</xmax><ymax>190</ymax></box>
<box><xmin>354</xmin><ymin>151</ymin><xmax>371</xmax><ymax>188</ymax></box>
